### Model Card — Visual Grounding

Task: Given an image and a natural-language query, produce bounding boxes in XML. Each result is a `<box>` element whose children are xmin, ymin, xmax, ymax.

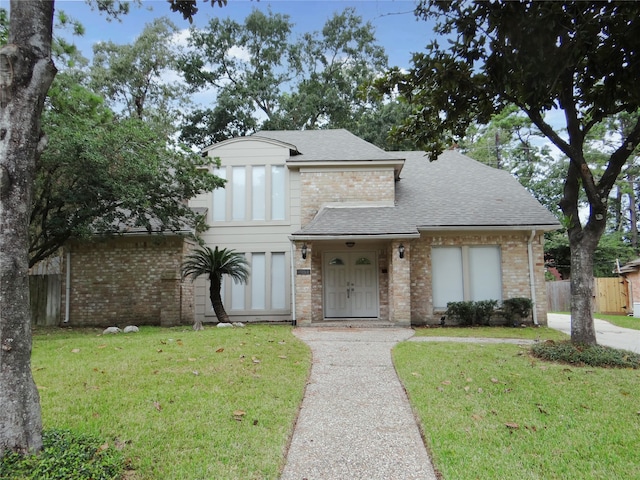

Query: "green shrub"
<box><xmin>445</xmin><ymin>300</ymin><xmax>498</xmax><ymax>326</ymax></box>
<box><xmin>531</xmin><ymin>341</ymin><xmax>640</xmax><ymax>369</ymax></box>
<box><xmin>502</xmin><ymin>297</ymin><xmax>533</xmax><ymax>326</ymax></box>
<box><xmin>475</xmin><ymin>300</ymin><xmax>499</xmax><ymax>326</ymax></box>
<box><xmin>0</xmin><ymin>429</ymin><xmax>125</xmax><ymax>480</ymax></box>
<box><xmin>445</xmin><ymin>301</ymin><xmax>476</xmax><ymax>326</ymax></box>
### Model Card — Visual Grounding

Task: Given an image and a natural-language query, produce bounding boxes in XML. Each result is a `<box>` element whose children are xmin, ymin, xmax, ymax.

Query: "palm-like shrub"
<box><xmin>182</xmin><ymin>246</ymin><xmax>250</xmax><ymax>329</ymax></box>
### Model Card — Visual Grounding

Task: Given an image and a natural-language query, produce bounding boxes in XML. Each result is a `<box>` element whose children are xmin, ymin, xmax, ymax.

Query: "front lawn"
<box><xmin>595</xmin><ymin>313</ymin><xmax>640</xmax><ymax>331</ymax></box>
<box><xmin>413</xmin><ymin>325</ymin><xmax>568</xmax><ymax>341</ymax></box>
<box><xmin>29</xmin><ymin>325</ymin><xmax>310</xmax><ymax>480</ymax></box>
<box><xmin>394</xmin><ymin>341</ymin><xmax>640</xmax><ymax>480</ymax></box>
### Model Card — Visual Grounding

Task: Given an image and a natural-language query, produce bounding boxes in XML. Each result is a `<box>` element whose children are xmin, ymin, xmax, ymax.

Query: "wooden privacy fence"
<box><xmin>29</xmin><ymin>274</ymin><xmax>61</xmax><ymax>326</ymax></box>
<box><xmin>546</xmin><ymin>277</ymin><xmax>630</xmax><ymax>315</ymax></box>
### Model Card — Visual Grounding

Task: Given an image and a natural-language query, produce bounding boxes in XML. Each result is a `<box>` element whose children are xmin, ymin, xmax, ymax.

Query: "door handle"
<box><xmin>347</xmin><ymin>288</ymin><xmax>350</xmax><ymax>299</ymax></box>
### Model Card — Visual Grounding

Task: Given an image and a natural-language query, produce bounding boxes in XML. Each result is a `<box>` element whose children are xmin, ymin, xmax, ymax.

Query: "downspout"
<box><xmin>64</xmin><ymin>249</ymin><xmax>71</xmax><ymax>323</ymax></box>
<box><xmin>290</xmin><ymin>241</ymin><xmax>297</xmax><ymax>325</ymax></box>
<box><xmin>528</xmin><ymin>230</ymin><xmax>539</xmax><ymax>325</ymax></box>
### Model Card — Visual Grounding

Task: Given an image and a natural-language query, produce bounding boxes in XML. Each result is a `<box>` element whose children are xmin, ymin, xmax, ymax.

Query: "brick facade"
<box><xmin>61</xmin><ymin>235</ymin><xmax>195</xmax><ymax>327</ymax></box>
<box><xmin>409</xmin><ymin>232</ymin><xmax>548</xmax><ymax>326</ymax></box>
<box><xmin>299</xmin><ymin>169</ymin><xmax>395</xmax><ymax>224</ymax></box>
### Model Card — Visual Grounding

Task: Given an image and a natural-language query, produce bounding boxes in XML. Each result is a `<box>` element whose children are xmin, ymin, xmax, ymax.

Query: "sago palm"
<box><xmin>182</xmin><ymin>246</ymin><xmax>250</xmax><ymax>329</ymax></box>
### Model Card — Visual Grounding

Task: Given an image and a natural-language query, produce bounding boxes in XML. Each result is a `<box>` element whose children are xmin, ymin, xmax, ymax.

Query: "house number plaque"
<box><xmin>296</xmin><ymin>269</ymin><xmax>311</xmax><ymax>275</ymax></box>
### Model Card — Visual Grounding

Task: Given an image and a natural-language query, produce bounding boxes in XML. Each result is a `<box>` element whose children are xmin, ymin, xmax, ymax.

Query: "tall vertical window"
<box><xmin>232</xmin><ymin>166</ymin><xmax>246</xmax><ymax>221</ymax></box>
<box><xmin>231</xmin><ymin>277</ymin><xmax>246</xmax><ymax>310</ymax></box>
<box><xmin>432</xmin><ymin>246</ymin><xmax>502</xmax><ymax>309</ymax></box>
<box><xmin>252</xmin><ymin>166</ymin><xmax>266</xmax><ymax>221</ymax></box>
<box><xmin>271</xmin><ymin>253</ymin><xmax>286</xmax><ymax>309</ymax></box>
<box><xmin>251</xmin><ymin>253</ymin><xmax>266</xmax><ymax>309</ymax></box>
<box><xmin>432</xmin><ymin>247</ymin><xmax>464</xmax><ymax>309</ymax></box>
<box><xmin>212</xmin><ymin>167</ymin><xmax>226</xmax><ymax>222</ymax></box>
<box><xmin>271</xmin><ymin>165</ymin><xmax>285</xmax><ymax>221</ymax></box>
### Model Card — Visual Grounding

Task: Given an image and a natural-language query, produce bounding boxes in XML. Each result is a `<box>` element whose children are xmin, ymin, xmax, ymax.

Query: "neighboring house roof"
<box><xmin>619</xmin><ymin>258</ymin><xmax>640</xmax><ymax>274</ymax></box>
<box><xmin>253</xmin><ymin>129</ymin><xmax>405</xmax><ymax>163</ymax></box>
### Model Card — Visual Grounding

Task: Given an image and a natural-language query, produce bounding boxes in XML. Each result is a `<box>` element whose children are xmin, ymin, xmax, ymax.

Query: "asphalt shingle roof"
<box><xmin>289</xmin><ymin>138</ymin><xmax>560</xmax><ymax>237</ymax></box>
<box><xmin>253</xmin><ymin>129</ymin><xmax>404</xmax><ymax>163</ymax></box>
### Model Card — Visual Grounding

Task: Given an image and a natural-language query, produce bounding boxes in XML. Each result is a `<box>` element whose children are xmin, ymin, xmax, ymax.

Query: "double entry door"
<box><xmin>324</xmin><ymin>251</ymin><xmax>378</xmax><ymax>318</ymax></box>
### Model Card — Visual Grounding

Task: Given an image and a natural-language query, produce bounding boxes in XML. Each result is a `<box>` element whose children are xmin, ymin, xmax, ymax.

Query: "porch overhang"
<box><xmin>289</xmin><ymin>233</ymin><xmax>421</xmax><ymax>241</ymax></box>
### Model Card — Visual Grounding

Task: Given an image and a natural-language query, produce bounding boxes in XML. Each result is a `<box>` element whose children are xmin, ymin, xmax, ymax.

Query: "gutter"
<box><xmin>528</xmin><ymin>230</ymin><xmax>539</xmax><ymax>325</ymax></box>
<box><xmin>290</xmin><ymin>241</ymin><xmax>296</xmax><ymax>326</ymax></box>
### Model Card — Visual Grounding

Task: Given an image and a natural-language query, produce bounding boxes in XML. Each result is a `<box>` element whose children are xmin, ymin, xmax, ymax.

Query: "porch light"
<box><xmin>398</xmin><ymin>244</ymin><xmax>405</xmax><ymax>259</ymax></box>
<box><xmin>301</xmin><ymin>243</ymin><xmax>308</xmax><ymax>260</ymax></box>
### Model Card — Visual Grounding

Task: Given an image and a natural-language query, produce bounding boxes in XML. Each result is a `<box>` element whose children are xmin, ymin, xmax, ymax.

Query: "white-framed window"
<box><xmin>212</xmin><ymin>164</ymin><xmax>287</xmax><ymax>223</ymax></box>
<box><xmin>231</xmin><ymin>166</ymin><xmax>246</xmax><ymax>221</ymax></box>
<box><xmin>432</xmin><ymin>246</ymin><xmax>502</xmax><ymax>309</ymax></box>
<box><xmin>221</xmin><ymin>252</ymin><xmax>288</xmax><ymax>312</ymax></box>
<box><xmin>212</xmin><ymin>166</ymin><xmax>226</xmax><ymax>222</ymax></box>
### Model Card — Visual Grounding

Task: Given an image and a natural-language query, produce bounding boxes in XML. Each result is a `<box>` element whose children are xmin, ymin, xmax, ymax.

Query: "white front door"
<box><xmin>324</xmin><ymin>251</ymin><xmax>378</xmax><ymax>318</ymax></box>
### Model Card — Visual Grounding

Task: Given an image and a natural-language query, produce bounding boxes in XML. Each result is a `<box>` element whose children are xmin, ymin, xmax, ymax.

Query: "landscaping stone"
<box><xmin>102</xmin><ymin>327</ymin><xmax>121</xmax><ymax>334</ymax></box>
<box><xmin>123</xmin><ymin>326</ymin><xmax>139</xmax><ymax>333</ymax></box>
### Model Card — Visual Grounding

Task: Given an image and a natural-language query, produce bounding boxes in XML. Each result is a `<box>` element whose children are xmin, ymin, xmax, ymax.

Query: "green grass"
<box><xmin>413</xmin><ymin>325</ymin><xmax>568</xmax><ymax>341</ymax></box>
<box><xmin>594</xmin><ymin>313</ymin><xmax>640</xmax><ymax>331</ymax></box>
<box><xmin>393</xmin><ymin>342</ymin><xmax>640</xmax><ymax>480</ymax></box>
<box><xmin>31</xmin><ymin>325</ymin><xmax>310</xmax><ymax>480</ymax></box>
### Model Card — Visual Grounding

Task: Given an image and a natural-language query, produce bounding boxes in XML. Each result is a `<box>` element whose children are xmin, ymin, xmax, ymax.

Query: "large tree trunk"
<box><xmin>569</xmin><ymin>233</ymin><xmax>599</xmax><ymax>345</ymax></box>
<box><xmin>0</xmin><ymin>0</ymin><xmax>56</xmax><ymax>456</ymax></box>
<box><xmin>209</xmin><ymin>275</ymin><xmax>229</xmax><ymax>323</ymax></box>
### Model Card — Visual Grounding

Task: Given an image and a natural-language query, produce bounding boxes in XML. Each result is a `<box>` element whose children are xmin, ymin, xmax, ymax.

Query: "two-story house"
<box><xmin>189</xmin><ymin>129</ymin><xmax>560</xmax><ymax>326</ymax></box>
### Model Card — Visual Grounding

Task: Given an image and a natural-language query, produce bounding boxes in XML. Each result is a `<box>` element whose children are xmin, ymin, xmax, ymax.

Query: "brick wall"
<box><xmin>410</xmin><ymin>232</ymin><xmax>548</xmax><ymax>326</ymax></box>
<box><xmin>300</xmin><ymin>169</ymin><xmax>395</xmax><ymax>224</ymax></box>
<box><xmin>62</xmin><ymin>235</ymin><xmax>195</xmax><ymax>327</ymax></box>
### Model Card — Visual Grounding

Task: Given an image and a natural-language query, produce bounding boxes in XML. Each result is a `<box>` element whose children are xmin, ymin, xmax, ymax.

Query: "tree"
<box><xmin>0</xmin><ymin>0</ymin><xmax>56</xmax><ymax>457</ymax></box>
<box><xmin>30</xmin><ymin>72</ymin><xmax>222</xmax><ymax>268</ymax></box>
<box><xmin>181</xmin><ymin>246</ymin><xmax>249</xmax><ymax>329</ymax></box>
<box><xmin>90</xmin><ymin>16</ymin><xmax>187</xmax><ymax>129</ymax></box>
<box><xmin>0</xmin><ymin>0</ymin><xmax>227</xmax><ymax>457</ymax></box>
<box><xmin>381</xmin><ymin>1</ymin><xmax>640</xmax><ymax>345</ymax></box>
<box><xmin>179</xmin><ymin>7</ymin><xmax>395</xmax><ymax>149</ymax></box>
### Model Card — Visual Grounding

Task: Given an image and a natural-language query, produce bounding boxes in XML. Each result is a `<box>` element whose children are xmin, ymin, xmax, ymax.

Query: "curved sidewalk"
<box><xmin>280</xmin><ymin>327</ymin><xmax>437</xmax><ymax>480</ymax></box>
<box><xmin>548</xmin><ymin>313</ymin><xmax>640</xmax><ymax>353</ymax></box>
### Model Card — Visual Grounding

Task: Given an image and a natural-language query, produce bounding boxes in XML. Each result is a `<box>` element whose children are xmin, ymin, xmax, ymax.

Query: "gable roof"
<box><xmin>253</xmin><ymin>129</ymin><xmax>404</xmax><ymax>163</ymax></box>
<box><xmin>292</xmin><ymin>147</ymin><xmax>560</xmax><ymax>238</ymax></box>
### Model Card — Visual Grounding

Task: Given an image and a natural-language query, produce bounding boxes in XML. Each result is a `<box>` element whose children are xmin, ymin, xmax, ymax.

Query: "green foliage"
<box><xmin>0</xmin><ymin>429</ymin><xmax>124</xmax><ymax>480</ymax></box>
<box><xmin>502</xmin><ymin>297</ymin><xmax>533</xmax><ymax>326</ymax></box>
<box><xmin>179</xmin><ymin>7</ymin><xmax>398</xmax><ymax>149</ymax></box>
<box><xmin>532</xmin><ymin>341</ymin><xmax>640</xmax><ymax>369</ymax></box>
<box><xmin>182</xmin><ymin>246</ymin><xmax>250</xmax><ymax>285</ymax></box>
<box><xmin>0</xmin><ymin>8</ymin><xmax>8</xmax><ymax>46</ymax></box>
<box><xmin>445</xmin><ymin>300</ymin><xmax>499</xmax><ymax>326</ymax></box>
<box><xmin>31</xmin><ymin>72</ymin><xmax>223</xmax><ymax>267</ymax></box>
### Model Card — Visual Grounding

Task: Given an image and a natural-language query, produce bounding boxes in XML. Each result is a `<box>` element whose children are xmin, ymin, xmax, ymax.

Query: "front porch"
<box><xmin>292</xmin><ymin>238</ymin><xmax>413</xmax><ymax>327</ymax></box>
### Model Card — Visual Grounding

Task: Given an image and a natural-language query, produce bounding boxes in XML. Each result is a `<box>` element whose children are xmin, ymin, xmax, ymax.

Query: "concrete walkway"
<box><xmin>280</xmin><ymin>327</ymin><xmax>438</xmax><ymax>480</ymax></box>
<box><xmin>548</xmin><ymin>313</ymin><xmax>640</xmax><ymax>353</ymax></box>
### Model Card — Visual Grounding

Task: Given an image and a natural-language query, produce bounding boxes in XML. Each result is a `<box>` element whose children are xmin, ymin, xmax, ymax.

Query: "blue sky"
<box><xmin>47</xmin><ymin>0</ymin><xmax>434</xmax><ymax>70</ymax></box>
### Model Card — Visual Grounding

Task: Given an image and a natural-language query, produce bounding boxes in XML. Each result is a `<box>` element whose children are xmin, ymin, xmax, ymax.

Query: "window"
<box><xmin>271</xmin><ymin>166</ymin><xmax>285</xmax><ymax>220</ymax></box>
<box><xmin>211</xmin><ymin>164</ymin><xmax>286</xmax><ymax>223</ymax></box>
<box><xmin>252</xmin><ymin>166</ymin><xmax>266</xmax><ymax>221</ymax></box>
<box><xmin>271</xmin><ymin>253</ymin><xmax>286</xmax><ymax>309</ymax></box>
<box><xmin>212</xmin><ymin>167</ymin><xmax>226</xmax><ymax>222</ymax></box>
<box><xmin>222</xmin><ymin>252</ymin><xmax>287</xmax><ymax>312</ymax></box>
<box><xmin>232</xmin><ymin>166</ymin><xmax>246</xmax><ymax>221</ymax></box>
<box><xmin>432</xmin><ymin>246</ymin><xmax>502</xmax><ymax>309</ymax></box>
<box><xmin>251</xmin><ymin>253</ymin><xmax>266</xmax><ymax>309</ymax></box>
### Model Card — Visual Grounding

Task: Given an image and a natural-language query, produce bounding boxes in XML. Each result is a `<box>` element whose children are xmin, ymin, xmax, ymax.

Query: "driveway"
<box><xmin>547</xmin><ymin>313</ymin><xmax>640</xmax><ymax>353</ymax></box>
